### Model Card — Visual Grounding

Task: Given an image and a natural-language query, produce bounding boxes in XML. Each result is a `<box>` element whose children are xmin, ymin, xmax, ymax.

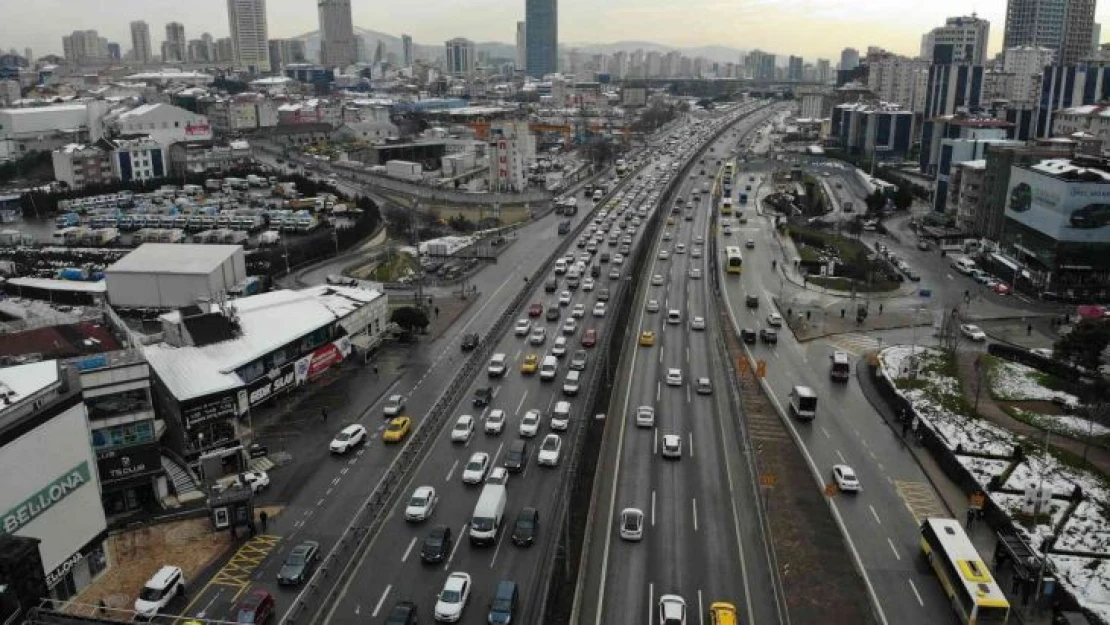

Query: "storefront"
<box><xmin>47</xmin><ymin>531</ymin><xmax>109</xmax><ymax>600</ymax></box>
<box><xmin>96</xmin><ymin>442</ymin><xmax>163</xmax><ymax>516</ymax></box>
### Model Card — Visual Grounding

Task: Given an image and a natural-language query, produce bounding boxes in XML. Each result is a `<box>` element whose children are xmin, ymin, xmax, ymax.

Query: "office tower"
<box><xmin>788</xmin><ymin>55</ymin><xmax>803</xmax><ymax>81</ymax></box>
<box><xmin>816</xmin><ymin>58</ymin><xmax>831</xmax><ymax>82</ymax></box>
<box><xmin>445</xmin><ymin>37</ymin><xmax>476</xmax><ymax>76</ymax></box>
<box><xmin>373</xmin><ymin>40</ymin><xmax>385</xmax><ymax>65</ymax></box>
<box><xmin>922</xmin><ymin>15</ymin><xmax>990</xmax><ymax>65</ymax></box>
<box><xmin>402</xmin><ymin>34</ymin><xmax>413</xmax><ymax>66</ymax></box>
<box><xmin>62</xmin><ymin>30</ymin><xmax>101</xmax><ymax>64</ymax></box>
<box><xmin>525</xmin><ymin>0</ymin><xmax>557</xmax><ymax>77</ymax></box>
<box><xmin>215</xmin><ymin>37</ymin><xmax>234</xmax><ymax>63</ymax></box>
<box><xmin>515</xmin><ymin>22</ymin><xmax>526</xmax><ymax>70</ymax></box>
<box><xmin>839</xmin><ymin>47</ymin><xmax>859</xmax><ymax>71</ymax></box>
<box><xmin>1004</xmin><ymin>0</ymin><xmax>1096</xmax><ymax>66</ymax></box>
<box><xmin>130</xmin><ymin>21</ymin><xmax>152</xmax><ymax>63</ymax></box>
<box><xmin>1094</xmin><ymin>23</ymin><xmax>1103</xmax><ymax>55</ymax></box>
<box><xmin>107</xmin><ymin>42</ymin><xmax>121</xmax><ymax>60</ymax></box>
<box><xmin>164</xmin><ymin>22</ymin><xmax>186</xmax><ymax>62</ymax></box>
<box><xmin>268</xmin><ymin>39</ymin><xmax>306</xmax><ymax>70</ymax></box>
<box><xmin>318</xmin><ymin>0</ymin><xmax>355</xmax><ymax>67</ymax></box>
<box><xmin>227</xmin><ymin>0</ymin><xmax>271</xmax><ymax>73</ymax></box>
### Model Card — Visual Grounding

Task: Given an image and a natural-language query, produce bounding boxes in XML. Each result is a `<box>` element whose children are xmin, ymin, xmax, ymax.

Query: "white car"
<box><xmin>646</xmin><ymin>299</ymin><xmax>660</xmax><ymax>313</ymax></box>
<box><xmin>582</xmin><ymin>277</ymin><xmax>595</xmax><ymax>291</ymax></box>
<box><xmin>538</xmin><ymin>434</ymin><xmax>563</xmax><ymax>466</ymax></box>
<box><xmin>666</xmin><ymin>368</ymin><xmax>683</xmax><ymax>386</ymax></box>
<box><xmin>593</xmin><ymin>302</ymin><xmax>607</xmax><ymax>317</ymax></box>
<box><xmin>239</xmin><ymin>470</ymin><xmax>269</xmax><ymax>493</ymax></box>
<box><xmin>666</xmin><ymin>309</ymin><xmax>681</xmax><ymax>325</ymax></box>
<box><xmin>530</xmin><ymin>326</ymin><xmax>547</xmax><ymax>345</ymax></box>
<box><xmin>571</xmin><ymin>303</ymin><xmax>586</xmax><ymax>318</ymax></box>
<box><xmin>689</xmin><ymin>268</ymin><xmax>702</xmax><ymax>280</ymax></box>
<box><xmin>450</xmin><ymin>415</ymin><xmax>475</xmax><ymax>443</ymax></box>
<box><xmin>329</xmin><ymin>424</ymin><xmax>367</xmax><ymax>454</ymax></box>
<box><xmin>514</xmin><ymin>318</ymin><xmax>531</xmax><ymax>336</ymax></box>
<box><xmin>651</xmin><ymin>274</ymin><xmax>665</xmax><ymax>286</ymax></box>
<box><xmin>383</xmin><ymin>394</ymin><xmax>405</xmax><ymax>417</ymax></box>
<box><xmin>675</xmin><ymin>243</ymin><xmax>686</xmax><ymax>254</ymax></box>
<box><xmin>558</xmin><ymin>290</ymin><xmax>572</xmax><ymax>306</ymax></box>
<box><xmin>609</xmin><ymin>268</ymin><xmax>622</xmax><ymax>280</ymax></box>
<box><xmin>833</xmin><ymin>464</ymin><xmax>861</xmax><ymax>492</ymax></box>
<box><xmin>519</xmin><ymin>409</ymin><xmax>541</xmax><ymax>437</ymax></box>
<box><xmin>658</xmin><ymin>250</ymin><xmax>670</xmax><ymax>260</ymax></box>
<box><xmin>552</xmin><ymin>335</ymin><xmax>569</xmax><ymax>357</ymax></box>
<box><xmin>461</xmin><ymin>452</ymin><xmax>491</xmax><ymax>484</ymax></box>
<box><xmin>562</xmin><ymin>318</ymin><xmax>578</xmax><ymax>335</ymax></box>
<box><xmin>690</xmin><ymin>316</ymin><xmax>706</xmax><ymax>331</ymax></box>
<box><xmin>404</xmin><ymin>485</ymin><xmax>438</xmax><ymax>522</ymax></box>
<box><xmin>619</xmin><ymin>507</ymin><xmax>644</xmax><ymax>541</ymax></box>
<box><xmin>662</xmin><ymin>231</ymin><xmax>673</xmax><ymax>241</ymax></box>
<box><xmin>635</xmin><ymin>405</ymin><xmax>655</xmax><ymax>428</ymax></box>
<box><xmin>693</xmin><ymin>235</ymin><xmax>704</xmax><ymax>244</ymax></box>
<box><xmin>961</xmin><ymin>324</ymin><xmax>987</xmax><ymax>341</ymax></box>
<box><xmin>661</xmin><ymin>434</ymin><xmax>682</xmax><ymax>459</ymax></box>
<box><xmin>485</xmin><ymin>409</ymin><xmax>506</xmax><ymax>435</ymax></box>
<box><xmin>659</xmin><ymin>595</ymin><xmax>687</xmax><ymax>625</ymax></box>
<box><xmin>486</xmin><ymin>466</ymin><xmax>509</xmax><ymax>486</ymax></box>
<box><xmin>434</xmin><ymin>571</ymin><xmax>471</xmax><ymax>622</ymax></box>
<box><xmin>767</xmin><ymin>312</ymin><xmax>783</xmax><ymax>327</ymax></box>
<box><xmin>692</xmin><ymin>247</ymin><xmax>703</xmax><ymax>258</ymax></box>
<box><xmin>612</xmin><ymin>253</ymin><xmax>625</xmax><ymax>265</ymax></box>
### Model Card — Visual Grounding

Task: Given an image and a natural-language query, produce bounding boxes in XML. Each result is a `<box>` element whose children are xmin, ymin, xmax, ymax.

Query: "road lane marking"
<box><xmin>907</xmin><ymin>579</ymin><xmax>924</xmax><ymax>606</ymax></box>
<box><xmin>326</xmin><ymin>488</ymin><xmax>333</xmax><ymax>496</ymax></box>
<box><xmin>515</xmin><ymin>392</ymin><xmax>527</xmax><ymax>415</ymax></box>
<box><xmin>869</xmin><ymin>505</ymin><xmax>882</xmax><ymax>525</ymax></box>
<box><xmin>445</xmin><ymin>524</ymin><xmax>467</xmax><ymax>570</ymax></box>
<box><xmin>887</xmin><ymin>538</ymin><xmax>901</xmax><ymax>561</ymax></box>
<box><xmin>698</xmin><ymin>590</ymin><xmax>705</xmax><ymax>625</ymax></box>
<box><xmin>820</xmin><ymin>426</ymin><xmax>831</xmax><ymax>439</ymax></box>
<box><xmin>651</xmin><ymin>490</ymin><xmax>657</xmax><ymax>526</ymax></box>
<box><xmin>692</xmin><ymin>498</ymin><xmax>699</xmax><ymax>532</ymax></box>
<box><xmin>688</xmin><ymin>431</ymin><xmax>694</xmax><ymax>457</ymax></box>
<box><xmin>648</xmin><ymin>583</ymin><xmax>654</xmax><ymax>625</ymax></box>
<box><xmin>316</xmin><ymin>498</ymin><xmax>325</xmax><ymax>507</ymax></box>
<box><xmin>445</xmin><ymin>459</ymin><xmax>459</xmax><ymax>482</ymax></box>
<box><xmin>656</xmin><ymin>382</ymin><xmax>661</xmax><ymax>401</ymax></box>
<box><xmin>401</xmin><ymin>537</ymin><xmax>417</xmax><ymax>562</ymax></box>
<box><xmin>371</xmin><ymin>585</ymin><xmax>392</xmax><ymax>617</ymax></box>
<box><xmin>836</xmin><ymin>450</ymin><xmax>847</xmax><ymax>464</ymax></box>
<box><xmin>659</xmin><ymin>347</ymin><xmax>664</xmax><ymax>363</ymax></box>
<box><xmin>489</xmin><ymin>523</ymin><xmax>507</xmax><ymax>568</ymax></box>
<box><xmin>654</xmin><ymin>428</ymin><xmax>658</xmax><ymax>455</ymax></box>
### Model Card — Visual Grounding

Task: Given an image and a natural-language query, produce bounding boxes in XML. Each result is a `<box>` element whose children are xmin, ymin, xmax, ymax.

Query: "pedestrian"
<box><xmin>434</xmin><ymin>306</ymin><xmax>440</xmax><ymax>318</ymax></box>
<box><xmin>98</xmin><ymin>600</ymin><xmax>106</xmax><ymax>615</ymax></box>
<box><xmin>259</xmin><ymin>510</ymin><xmax>268</xmax><ymax>532</ymax></box>
<box><xmin>321</xmin><ymin>407</ymin><xmax>328</xmax><ymax>422</ymax></box>
<box><xmin>1027</xmin><ymin>323</ymin><xmax>1033</xmax><ymax>336</ymax></box>
<box><xmin>879</xmin><ymin>303</ymin><xmax>883</xmax><ymax>315</ymax></box>
<box><xmin>966</xmin><ymin>508</ymin><xmax>974</xmax><ymax>529</ymax></box>
<box><xmin>373</xmin><ymin>364</ymin><xmax>379</xmax><ymax>374</ymax></box>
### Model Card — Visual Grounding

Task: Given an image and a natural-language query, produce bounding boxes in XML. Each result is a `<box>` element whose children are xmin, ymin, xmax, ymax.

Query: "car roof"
<box><xmin>341</xmin><ymin>424</ymin><xmax>363</xmax><ymax>434</ymax></box>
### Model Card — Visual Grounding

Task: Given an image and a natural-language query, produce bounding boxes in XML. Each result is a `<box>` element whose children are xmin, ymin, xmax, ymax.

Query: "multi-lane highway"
<box><xmin>579</xmin><ymin>106</ymin><xmax>788</xmax><ymax>625</ymax></box>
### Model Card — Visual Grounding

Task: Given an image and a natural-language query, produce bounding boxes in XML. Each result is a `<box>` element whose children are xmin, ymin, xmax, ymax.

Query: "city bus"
<box><xmin>725</xmin><ymin>246</ymin><xmax>743</xmax><ymax>274</ymax></box>
<box><xmin>721</xmin><ymin>197</ymin><xmax>733</xmax><ymax>216</ymax></box>
<box><xmin>920</xmin><ymin>517</ymin><xmax>1010</xmax><ymax>624</ymax></box>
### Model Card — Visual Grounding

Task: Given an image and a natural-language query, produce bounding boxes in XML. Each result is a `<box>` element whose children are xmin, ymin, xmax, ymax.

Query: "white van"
<box><xmin>539</xmin><ymin>355</ymin><xmax>559</xmax><ymax>381</ymax></box>
<box><xmin>469</xmin><ymin>483</ymin><xmax>507</xmax><ymax>546</ymax></box>
<box><xmin>951</xmin><ymin>257</ymin><xmax>977</xmax><ymax>275</ymax></box>
<box><xmin>487</xmin><ymin>353</ymin><xmax>507</xmax><ymax>377</ymax></box>
<box><xmin>134</xmin><ymin>565</ymin><xmax>185</xmax><ymax>617</ymax></box>
<box><xmin>554</xmin><ymin>258</ymin><xmax>568</xmax><ymax>275</ymax></box>
<box><xmin>563</xmin><ymin>370</ymin><xmax>581</xmax><ymax>396</ymax></box>
<box><xmin>788</xmin><ymin>385</ymin><xmax>818</xmax><ymax>421</ymax></box>
<box><xmin>551</xmin><ymin>400</ymin><xmax>571</xmax><ymax>430</ymax></box>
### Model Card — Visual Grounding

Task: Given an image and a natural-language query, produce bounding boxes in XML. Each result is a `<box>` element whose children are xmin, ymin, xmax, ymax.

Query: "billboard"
<box><xmin>1005</xmin><ymin>167</ymin><xmax>1110</xmax><ymax>243</ymax></box>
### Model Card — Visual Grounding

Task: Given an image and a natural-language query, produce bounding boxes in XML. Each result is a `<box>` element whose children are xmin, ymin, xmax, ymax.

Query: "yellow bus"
<box><xmin>720</xmin><ymin>196</ymin><xmax>733</xmax><ymax>216</ymax></box>
<box><xmin>725</xmin><ymin>246</ymin><xmax>743</xmax><ymax>274</ymax></box>
<box><xmin>920</xmin><ymin>517</ymin><xmax>1010</xmax><ymax>624</ymax></box>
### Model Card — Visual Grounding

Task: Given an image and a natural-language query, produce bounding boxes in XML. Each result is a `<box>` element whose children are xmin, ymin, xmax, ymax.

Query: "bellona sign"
<box><xmin>2</xmin><ymin>462</ymin><xmax>92</xmax><ymax>535</ymax></box>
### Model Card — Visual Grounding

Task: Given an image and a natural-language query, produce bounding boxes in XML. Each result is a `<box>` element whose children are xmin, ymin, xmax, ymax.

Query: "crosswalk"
<box><xmin>823</xmin><ymin>332</ymin><xmax>885</xmax><ymax>356</ymax></box>
<box><xmin>895</xmin><ymin>480</ymin><xmax>949</xmax><ymax>523</ymax></box>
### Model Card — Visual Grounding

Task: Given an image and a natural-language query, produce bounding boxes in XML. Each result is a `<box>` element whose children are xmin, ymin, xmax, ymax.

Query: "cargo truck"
<box><xmin>386</xmin><ymin>160</ymin><xmax>423</xmax><ymax>181</ymax></box>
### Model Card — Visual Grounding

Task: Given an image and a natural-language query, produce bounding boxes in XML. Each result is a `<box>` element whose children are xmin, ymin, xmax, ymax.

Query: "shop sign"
<box><xmin>2</xmin><ymin>462</ymin><xmax>92</xmax><ymax>535</ymax></box>
<box><xmin>45</xmin><ymin>532</ymin><xmax>106</xmax><ymax>588</ymax></box>
<box><xmin>307</xmin><ymin>341</ymin><xmax>343</xmax><ymax>380</ymax></box>
<box><xmin>183</xmin><ymin>394</ymin><xmax>237</xmax><ymax>429</ymax></box>
<box><xmin>246</xmin><ymin>361</ymin><xmax>298</xmax><ymax>408</ymax></box>
<box><xmin>96</xmin><ymin>443</ymin><xmax>160</xmax><ymax>482</ymax></box>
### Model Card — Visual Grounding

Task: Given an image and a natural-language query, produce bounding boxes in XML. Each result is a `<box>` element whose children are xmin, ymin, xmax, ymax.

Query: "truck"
<box><xmin>246</xmin><ymin>175</ymin><xmax>268</xmax><ymax>188</ymax></box>
<box><xmin>386</xmin><ymin>160</ymin><xmax>423</xmax><ymax>181</ymax></box>
<box><xmin>469</xmin><ymin>483</ymin><xmax>507</xmax><ymax>545</ymax></box>
<box><xmin>204</xmin><ymin>178</ymin><xmax>223</xmax><ymax>191</ymax></box>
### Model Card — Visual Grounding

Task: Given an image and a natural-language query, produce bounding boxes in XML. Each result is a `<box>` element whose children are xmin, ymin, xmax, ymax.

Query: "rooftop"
<box><xmin>1058</xmin><ymin>104</ymin><xmax>1110</xmax><ymax>117</ymax></box>
<box><xmin>933</xmin><ymin>114</ymin><xmax>1013</xmax><ymax>128</ymax></box>
<box><xmin>6</xmin><ymin>277</ymin><xmax>107</xmax><ymax>293</ymax></box>
<box><xmin>0</xmin><ymin>321</ymin><xmax>120</xmax><ymax>361</ymax></box>
<box><xmin>0</xmin><ymin>103</ymin><xmax>88</xmax><ymax>115</ymax></box>
<box><xmin>1029</xmin><ymin>158</ymin><xmax>1110</xmax><ymax>181</ymax></box>
<box><xmin>0</xmin><ymin>361</ymin><xmax>59</xmax><ymax>406</ymax></box>
<box><xmin>106</xmin><ymin>243</ymin><xmax>242</xmax><ymax>275</ymax></box>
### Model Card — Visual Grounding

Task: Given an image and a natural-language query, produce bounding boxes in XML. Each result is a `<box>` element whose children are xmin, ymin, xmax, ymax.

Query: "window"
<box><xmin>86</xmin><ymin>388</ymin><xmax>151</xmax><ymax>420</ymax></box>
<box><xmin>90</xmin><ymin>420</ymin><xmax>155</xmax><ymax>450</ymax></box>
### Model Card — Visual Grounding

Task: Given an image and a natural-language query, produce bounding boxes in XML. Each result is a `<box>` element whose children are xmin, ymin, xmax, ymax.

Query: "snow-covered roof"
<box><xmin>116</xmin><ymin>103</ymin><xmax>162</xmax><ymax>120</ymax></box>
<box><xmin>0</xmin><ymin>103</ymin><xmax>88</xmax><ymax>115</ymax></box>
<box><xmin>1030</xmin><ymin>158</ymin><xmax>1110</xmax><ymax>181</ymax></box>
<box><xmin>7</xmin><ymin>277</ymin><xmax>106</xmax><ymax>293</ymax></box>
<box><xmin>251</xmin><ymin>76</ymin><xmax>292</xmax><ymax>85</ymax></box>
<box><xmin>957</xmin><ymin>159</ymin><xmax>987</xmax><ymax>170</ymax></box>
<box><xmin>1058</xmin><ymin>104</ymin><xmax>1110</xmax><ymax>117</ymax></box>
<box><xmin>107</xmin><ymin>243</ymin><xmax>241</xmax><ymax>275</ymax></box>
<box><xmin>124</xmin><ymin>70</ymin><xmax>213</xmax><ymax>82</ymax></box>
<box><xmin>0</xmin><ymin>361</ymin><xmax>59</xmax><ymax>406</ymax></box>
<box><xmin>143</xmin><ymin>286</ymin><xmax>382</xmax><ymax>400</ymax></box>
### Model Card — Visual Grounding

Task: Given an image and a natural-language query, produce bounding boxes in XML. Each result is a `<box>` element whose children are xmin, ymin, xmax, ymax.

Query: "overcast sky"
<box><xmin>8</xmin><ymin>0</ymin><xmax>1110</xmax><ymax>61</ymax></box>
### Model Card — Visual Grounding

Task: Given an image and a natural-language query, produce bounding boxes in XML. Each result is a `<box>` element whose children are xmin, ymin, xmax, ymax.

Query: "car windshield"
<box><xmin>425</xmin><ymin>533</ymin><xmax>444</xmax><ymax>547</ymax></box>
<box><xmin>517</xmin><ymin>515</ymin><xmax>535</xmax><ymax>529</ymax></box>
<box><xmin>524</xmin><ymin>413</ymin><xmax>538</xmax><ymax>423</ymax></box>
<box><xmin>334</xmin><ymin>432</ymin><xmax>350</xmax><ymax>441</ymax></box>
<box><xmin>388</xmin><ymin>422</ymin><xmax>403</xmax><ymax>431</ymax></box>
<box><xmin>237</xmin><ymin>609</ymin><xmax>259</xmax><ymax>624</ymax></box>
<box><xmin>454</xmin><ymin>421</ymin><xmax>467</xmax><ymax>430</ymax></box>
<box><xmin>542</xmin><ymin>439</ymin><xmax>558</xmax><ymax>451</ymax></box>
<box><xmin>410</xmin><ymin>494</ymin><xmax>427</xmax><ymax>506</ymax></box>
<box><xmin>440</xmin><ymin>589</ymin><xmax>461</xmax><ymax>603</ymax></box>
<box><xmin>286</xmin><ymin>551</ymin><xmax>306</xmax><ymax>565</ymax></box>
<box><xmin>624</xmin><ymin>514</ymin><xmax>639</xmax><ymax>529</ymax></box>
<box><xmin>466</xmin><ymin>460</ymin><xmax>484</xmax><ymax>471</ymax></box>
<box><xmin>472</xmin><ymin>517</ymin><xmax>494</xmax><ymax>531</ymax></box>
<box><xmin>138</xmin><ymin>586</ymin><xmax>163</xmax><ymax>601</ymax></box>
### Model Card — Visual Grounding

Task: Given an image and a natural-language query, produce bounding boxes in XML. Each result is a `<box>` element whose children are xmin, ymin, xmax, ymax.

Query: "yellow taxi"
<box><xmin>639</xmin><ymin>330</ymin><xmax>656</xmax><ymax>346</ymax></box>
<box><xmin>708</xmin><ymin>602</ymin><xmax>739</xmax><ymax>625</ymax></box>
<box><xmin>520</xmin><ymin>353</ymin><xmax>539</xmax><ymax>374</ymax></box>
<box><xmin>666</xmin><ymin>216</ymin><xmax>676</xmax><ymax>225</ymax></box>
<box><xmin>382</xmin><ymin>416</ymin><xmax>412</xmax><ymax>443</ymax></box>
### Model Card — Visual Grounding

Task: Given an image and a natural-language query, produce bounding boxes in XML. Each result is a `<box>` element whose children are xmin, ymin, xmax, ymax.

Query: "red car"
<box><xmin>993</xmin><ymin>282</ymin><xmax>1012</xmax><ymax>295</ymax></box>
<box><xmin>528</xmin><ymin>303</ymin><xmax>543</xmax><ymax>317</ymax></box>
<box><xmin>582</xmin><ymin>328</ymin><xmax>597</xmax><ymax>347</ymax></box>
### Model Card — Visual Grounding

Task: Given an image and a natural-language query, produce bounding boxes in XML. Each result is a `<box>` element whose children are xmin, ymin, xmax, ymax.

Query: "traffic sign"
<box><xmin>760</xmin><ymin>473</ymin><xmax>776</xmax><ymax>488</ymax></box>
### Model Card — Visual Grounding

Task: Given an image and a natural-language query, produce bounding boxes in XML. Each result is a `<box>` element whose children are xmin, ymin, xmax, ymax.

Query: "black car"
<box><xmin>741</xmin><ymin>328</ymin><xmax>757</xmax><ymax>344</ymax></box>
<box><xmin>591</xmin><ymin>264</ymin><xmax>601</xmax><ymax>278</ymax></box>
<box><xmin>546</xmin><ymin>306</ymin><xmax>561</xmax><ymax>321</ymax></box>
<box><xmin>597</xmin><ymin>289</ymin><xmax>610</xmax><ymax>302</ymax></box>
<box><xmin>760</xmin><ymin>328</ymin><xmax>778</xmax><ymax>344</ymax></box>
<box><xmin>745</xmin><ymin>295</ymin><xmax>759</xmax><ymax>309</ymax></box>
<box><xmin>383</xmin><ymin>601</ymin><xmax>418</xmax><ymax>625</ymax></box>
<box><xmin>473</xmin><ymin>387</ymin><xmax>493</xmax><ymax>408</ymax></box>
<box><xmin>504</xmin><ymin>440</ymin><xmax>528</xmax><ymax>472</ymax></box>
<box><xmin>512</xmin><ymin>507</ymin><xmax>539</xmax><ymax>547</ymax></box>
<box><xmin>276</xmin><ymin>540</ymin><xmax>320</xmax><ymax>585</ymax></box>
<box><xmin>545</xmin><ymin>277</ymin><xmax>558</xmax><ymax>292</ymax></box>
<box><xmin>420</xmin><ymin>526</ymin><xmax>452</xmax><ymax>564</ymax></box>
<box><xmin>461</xmin><ymin>333</ymin><xmax>479</xmax><ymax>351</ymax></box>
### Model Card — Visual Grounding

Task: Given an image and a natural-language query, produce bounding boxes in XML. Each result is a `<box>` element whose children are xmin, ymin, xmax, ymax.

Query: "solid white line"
<box><xmin>870</xmin><ymin>505</ymin><xmax>882</xmax><ymax>525</ymax></box>
<box><xmin>648</xmin><ymin>583</ymin><xmax>654</xmax><ymax>625</ymax></box>
<box><xmin>656</xmin><ymin>382</ymin><xmax>661</xmax><ymax>401</ymax></box>
<box><xmin>371</xmin><ymin>585</ymin><xmax>391</xmax><ymax>618</ymax></box>
<box><xmin>888</xmin><ymin>538</ymin><xmax>901</xmax><ymax>561</ymax></box>
<box><xmin>445</xmin><ymin>459</ymin><xmax>459</xmax><ymax>482</ymax></box>
<box><xmin>688</xmin><ymin>431</ymin><xmax>694</xmax><ymax>458</ymax></box>
<box><xmin>907</xmin><ymin>579</ymin><xmax>924</xmax><ymax>606</ymax></box>
<box><xmin>698</xmin><ymin>590</ymin><xmax>705</xmax><ymax>625</ymax></box>
<box><xmin>692</xmin><ymin>498</ymin><xmax>699</xmax><ymax>532</ymax></box>
<box><xmin>836</xmin><ymin>449</ymin><xmax>847</xmax><ymax>464</ymax></box>
<box><xmin>445</xmin><ymin>523</ymin><xmax>467</xmax><ymax>570</ymax></box>
<box><xmin>400</xmin><ymin>537</ymin><xmax>417</xmax><ymax>562</ymax></box>
<box><xmin>515</xmin><ymin>391</ymin><xmax>527</xmax><ymax>415</ymax></box>
<box><xmin>489</xmin><ymin>524</ymin><xmax>507</xmax><ymax>568</ymax></box>
<box><xmin>654</xmin><ymin>428</ymin><xmax>658</xmax><ymax>455</ymax></box>
<box><xmin>651</xmin><ymin>490</ymin><xmax>657</xmax><ymax>526</ymax></box>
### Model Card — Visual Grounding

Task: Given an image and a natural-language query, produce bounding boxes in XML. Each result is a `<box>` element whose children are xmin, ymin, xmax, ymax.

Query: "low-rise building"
<box><xmin>52</xmin><ymin>142</ymin><xmax>114</xmax><ymax>189</ymax></box>
<box><xmin>169</xmin><ymin>140</ymin><xmax>252</xmax><ymax>174</ymax></box>
<box><xmin>488</xmin><ymin>120</ymin><xmax>536</xmax><ymax>193</ymax></box>
<box><xmin>829</xmin><ymin>102</ymin><xmax>915</xmax><ymax>159</ymax></box>
<box><xmin>109</xmin><ymin>102</ymin><xmax>211</xmax><ymax>144</ymax></box>
<box><xmin>949</xmin><ymin>159</ymin><xmax>986</xmax><ymax>231</ymax></box>
<box><xmin>1052</xmin><ymin>105</ymin><xmax>1110</xmax><ymax>154</ymax></box>
<box><xmin>104</xmin><ymin>243</ymin><xmax>247</xmax><ymax>310</ymax></box>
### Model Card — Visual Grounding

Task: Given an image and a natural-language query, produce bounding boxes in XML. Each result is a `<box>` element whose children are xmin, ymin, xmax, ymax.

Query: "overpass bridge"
<box><xmin>613</xmin><ymin>77</ymin><xmax>822</xmax><ymax>97</ymax></box>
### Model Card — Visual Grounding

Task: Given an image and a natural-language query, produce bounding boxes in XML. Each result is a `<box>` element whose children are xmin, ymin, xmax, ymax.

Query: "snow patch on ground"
<box><xmin>1009</xmin><ymin>408</ymin><xmax>1110</xmax><ymax>439</ymax></box>
<box><xmin>989</xmin><ymin>492</ymin><xmax>1068</xmax><ymax>547</ymax></box>
<box><xmin>1050</xmin><ymin>555</ymin><xmax>1110</xmax><ymax>622</ymax></box>
<box><xmin>1056</xmin><ymin>501</ymin><xmax>1110</xmax><ymax>553</ymax></box>
<box><xmin>989</xmin><ymin>359</ymin><xmax>1079</xmax><ymax>406</ymax></box>
<box><xmin>957</xmin><ymin>456</ymin><xmax>1012</xmax><ymax>485</ymax></box>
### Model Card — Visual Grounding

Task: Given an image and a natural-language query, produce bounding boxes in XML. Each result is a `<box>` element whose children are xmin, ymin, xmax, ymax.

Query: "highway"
<box><xmin>310</xmin><ymin>107</ymin><xmax>765</xmax><ymax>624</ymax></box>
<box><xmin>715</xmin><ymin>162</ymin><xmax>960</xmax><ymax>624</ymax></box>
<box><xmin>179</xmin><ymin>112</ymin><xmax>732</xmax><ymax>624</ymax></box>
<box><xmin>579</xmin><ymin>106</ymin><xmax>788</xmax><ymax>625</ymax></box>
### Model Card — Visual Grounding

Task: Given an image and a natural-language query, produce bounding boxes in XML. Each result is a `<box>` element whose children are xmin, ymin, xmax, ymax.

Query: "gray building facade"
<box><xmin>525</xmin><ymin>0</ymin><xmax>557</xmax><ymax>78</ymax></box>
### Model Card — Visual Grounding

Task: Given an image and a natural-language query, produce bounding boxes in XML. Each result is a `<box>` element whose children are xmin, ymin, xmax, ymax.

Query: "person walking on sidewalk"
<box><xmin>321</xmin><ymin>407</ymin><xmax>328</xmax><ymax>422</ymax></box>
<box><xmin>259</xmin><ymin>510</ymin><xmax>268</xmax><ymax>532</ymax></box>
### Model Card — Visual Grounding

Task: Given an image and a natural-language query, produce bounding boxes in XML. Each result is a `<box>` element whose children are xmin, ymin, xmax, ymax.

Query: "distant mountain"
<box><xmin>293</xmin><ymin>29</ymin><xmax>762</xmax><ymax>66</ymax></box>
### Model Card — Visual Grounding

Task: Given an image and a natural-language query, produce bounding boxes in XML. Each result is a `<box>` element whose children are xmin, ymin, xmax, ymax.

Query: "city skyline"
<box><xmin>12</xmin><ymin>0</ymin><xmax>1110</xmax><ymax>63</ymax></box>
